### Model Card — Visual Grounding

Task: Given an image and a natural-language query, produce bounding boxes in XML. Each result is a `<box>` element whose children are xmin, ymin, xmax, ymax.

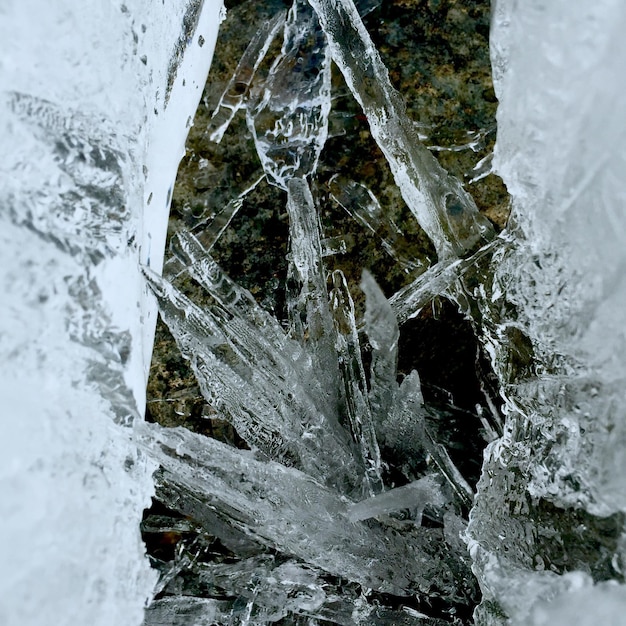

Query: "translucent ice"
<box><xmin>208</xmin><ymin>10</ymin><xmax>287</xmax><ymax>144</ymax></box>
<box><xmin>307</xmin><ymin>0</ymin><xmax>495</xmax><ymax>259</ymax></box>
<box><xmin>248</xmin><ymin>0</ymin><xmax>332</xmax><ymax>188</ymax></box>
<box><xmin>0</xmin><ymin>1</ymin><xmax>221</xmax><ymax>624</ymax></box>
<box><xmin>137</xmin><ymin>421</ymin><xmax>474</xmax><ymax>602</ymax></box>
<box><xmin>466</xmin><ymin>1</ymin><xmax>626</xmax><ymax>623</ymax></box>
<box><xmin>329</xmin><ymin>175</ymin><xmax>422</xmax><ymax>272</ymax></box>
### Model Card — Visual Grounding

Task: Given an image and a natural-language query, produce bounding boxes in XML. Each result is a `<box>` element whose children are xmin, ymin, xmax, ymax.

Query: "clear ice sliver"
<box><xmin>247</xmin><ymin>0</ymin><xmax>332</xmax><ymax>189</ymax></box>
<box><xmin>307</xmin><ymin>0</ymin><xmax>495</xmax><ymax>259</ymax></box>
<box><xmin>207</xmin><ymin>10</ymin><xmax>287</xmax><ymax>144</ymax></box>
<box><xmin>329</xmin><ymin>269</ymin><xmax>384</xmax><ymax>496</ymax></box>
<box><xmin>137</xmin><ymin>421</ymin><xmax>475</xmax><ymax>603</ymax></box>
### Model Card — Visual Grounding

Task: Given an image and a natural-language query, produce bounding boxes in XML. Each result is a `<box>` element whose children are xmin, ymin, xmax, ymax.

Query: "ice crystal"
<box><xmin>141</xmin><ymin>0</ymin><xmax>626</xmax><ymax>624</ymax></box>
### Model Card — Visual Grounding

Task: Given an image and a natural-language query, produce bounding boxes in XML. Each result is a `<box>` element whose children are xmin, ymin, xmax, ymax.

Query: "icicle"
<box><xmin>307</xmin><ymin>0</ymin><xmax>495</xmax><ymax>259</ymax></box>
<box><xmin>361</xmin><ymin>269</ymin><xmax>399</xmax><ymax>436</ymax></box>
<box><xmin>248</xmin><ymin>0</ymin><xmax>332</xmax><ymax>188</ymax></box>
<box><xmin>329</xmin><ymin>269</ymin><xmax>384</xmax><ymax>496</ymax></box>
<box><xmin>329</xmin><ymin>175</ymin><xmax>422</xmax><ymax>272</ymax></box>
<box><xmin>207</xmin><ymin>10</ymin><xmax>287</xmax><ymax>143</ymax></box>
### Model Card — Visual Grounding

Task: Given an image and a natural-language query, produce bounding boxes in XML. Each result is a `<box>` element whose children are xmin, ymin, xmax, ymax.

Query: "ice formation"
<box><xmin>465</xmin><ymin>1</ymin><xmax>626</xmax><ymax>622</ymax></box>
<box><xmin>142</xmin><ymin>0</ymin><xmax>626</xmax><ymax>620</ymax></box>
<box><xmin>6</xmin><ymin>0</ymin><xmax>625</xmax><ymax>622</ymax></box>
<box><xmin>0</xmin><ymin>1</ymin><xmax>221</xmax><ymax>625</ymax></box>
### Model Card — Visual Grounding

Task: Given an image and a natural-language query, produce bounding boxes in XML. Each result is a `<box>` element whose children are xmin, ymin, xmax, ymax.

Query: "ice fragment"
<box><xmin>307</xmin><ymin>0</ymin><xmax>495</xmax><ymax>259</ymax></box>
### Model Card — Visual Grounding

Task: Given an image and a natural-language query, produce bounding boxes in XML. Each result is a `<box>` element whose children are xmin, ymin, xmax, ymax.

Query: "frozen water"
<box><xmin>137</xmin><ymin>421</ymin><xmax>474</xmax><ymax>603</ymax></box>
<box><xmin>0</xmin><ymin>1</ymin><xmax>221</xmax><ymax>624</ymax></box>
<box><xmin>247</xmin><ymin>0</ymin><xmax>332</xmax><ymax>189</ymax></box>
<box><xmin>330</xmin><ymin>269</ymin><xmax>384</xmax><ymax>495</ymax></box>
<box><xmin>208</xmin><ymin>10</ymin><xmax>287</xmax><ymax>144</ymax></box>
<box><xmin>465</xmin><ymin>0</ymin><xmax>626</xmax><ymax>623</ymax></box>
<box><xmin>307</xmin><ymin>0</ymin><xmax>495</xmax><ymax>259</ymax></box>
<box><xmin>139</xmin><ymin>0</ymin><xmax>626</xmax><ymax>623</ymax></box>
<box><xmin>329</xmin><ymin>175</ymin><xmax>423</xmax><ymax>272</ymax></box>
<box><xmin>347</xmin><ymin>475</ymin><xmax>449</xmax><ymax>523</ymax></box>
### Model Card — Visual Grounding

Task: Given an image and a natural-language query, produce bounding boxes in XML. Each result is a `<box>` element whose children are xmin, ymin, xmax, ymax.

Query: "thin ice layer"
<box><xmin>207</xmin><ymin>10</ymin><xmax>287</xmax><ymax>143</ymax></box>
<box><xmin>330</xmin><ymin>175</ymin><xmax>422</xmax><ymax>272</ymax></box>
<box><xmin>307</xmin><ymin>0</ymin><xmax>494</xmax><ymax>259</ymax></box>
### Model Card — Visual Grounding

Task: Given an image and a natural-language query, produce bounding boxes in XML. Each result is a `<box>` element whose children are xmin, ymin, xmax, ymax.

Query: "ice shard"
<box><xmin>136</xmin><ymin>421</ymin><xmax>476</xmax><ymax>604</ymax></box>
<box><xmin>207</xmin><ymin>10</ymin><xmax>287</xmax><ymax>144</ymax></box>
<box><xmin>285</xmin><ymin>177</ymin><xmax>343</xmax><ymax>417</ymax></box>
<box><xmin>329</xmin><ymin>175</ymin><xmax>423</xmax><ymax>272</ymax></box>
<box><xmin>361</xmin><ymin>269</ymin><xmax>400</xmax><ymax>433</ymax></box>
<box><xmin>307</xmin><ymin>0</ymin><xmax>495</xmax><ymax>259</ymax></box>
<box><xmin>248</xmin><ymin>0</ymin><xmax>332</xmax><ymax>188</ymax></box>
<box><xmin>347</xmin><ymin>475</ymin><xmax>449</xmax><ymax>523</ymax></box>
<box><xmin>330</xmin><ymin>270</ymin><xmax>384</xmax><ymax>496</ymax></box>
<box><xmin>144</xmin><ymin>267</ymin><xmax>359</xmax><ymax>490</ymax></box>
<box><xmin>0</xmin><ymin>1</ymin><xmax>222</xmax><ymax>624</ymax></box>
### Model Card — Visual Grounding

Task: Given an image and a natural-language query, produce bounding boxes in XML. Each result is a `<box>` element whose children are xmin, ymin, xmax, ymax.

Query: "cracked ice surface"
<box><xmin>466</xmin><ymin>0</ymin><xmax>626</xmax><ymax>622</ymax></box>
<box><xmin>0</xmin><ymin>1</ymin><xmax>221</xmax><ymax>624</ymax></box>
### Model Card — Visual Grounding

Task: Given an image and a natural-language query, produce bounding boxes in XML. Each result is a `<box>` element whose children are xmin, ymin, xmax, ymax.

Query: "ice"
<box><xmin>144</xmin><ymin>597</ymin><xmax>231</xmax><ymax>626</ymax></box>
<box><xmin>136</xmin><ymin>0</ymin><xmax>626</xmax><ymax>621</ymax></box>
<box><xmin>307</xmin><ymin>0</ymin><xmax>495</xmax><ymax>259</ymax></box>
<box><xmin>247</xmin><ymin>0</ymin><xmax>332</xmax><ymax>189</ymax></box>
<box><xmin>388</xmin><ymin>225</ymin><xmax>506</xmax><ymax>326</ymax></box>
<box><xmin>521</xmin><ymin>582</ymin><xmax>626</xmax><ymax>626</ymax></box>
<box><xmin>347</xmin><ymin>475</ymin><xmax>449</xmax><ymax>523</ymax></box>
<box><xmin>329</xmin><ymin>270</ymin><xmax>384</xmax><ymax>495</ymax></box>
<box><xmin>329</xmin><ymin>175</ymin><xmax>423</xmax><ymax>272</ymax></box>
<box><xmin>361</xmin><ymin>270</ymin><xmax>399</xmax><ymax>440</ymax></box>
<box><xmin>144</xmin><ymin>265</ymin><xmax>360</xmax><ymax>492</ymax></box>
<box><xmin>0</xmin><ymin>1</ymin><xmax>221</xmax><ymax>624</ymax></box>
<box><xmin>285</xmin><ymin>177</ymin><xmax>343</xmax><ymax>418</ymax></box>
<box><xmin>207</xmin><ymin>10</ymin><xmax>287</xmax><ymax>144</ymax></box>
<box><xmin>136</xmin><ymin>421</ymin><xmax>475</xmax><ymax>604</ymax></box>
<box><xmin>464</xmin><ymin>1</ymin><xmax>626</xmax><ymax>623</ymax></box>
